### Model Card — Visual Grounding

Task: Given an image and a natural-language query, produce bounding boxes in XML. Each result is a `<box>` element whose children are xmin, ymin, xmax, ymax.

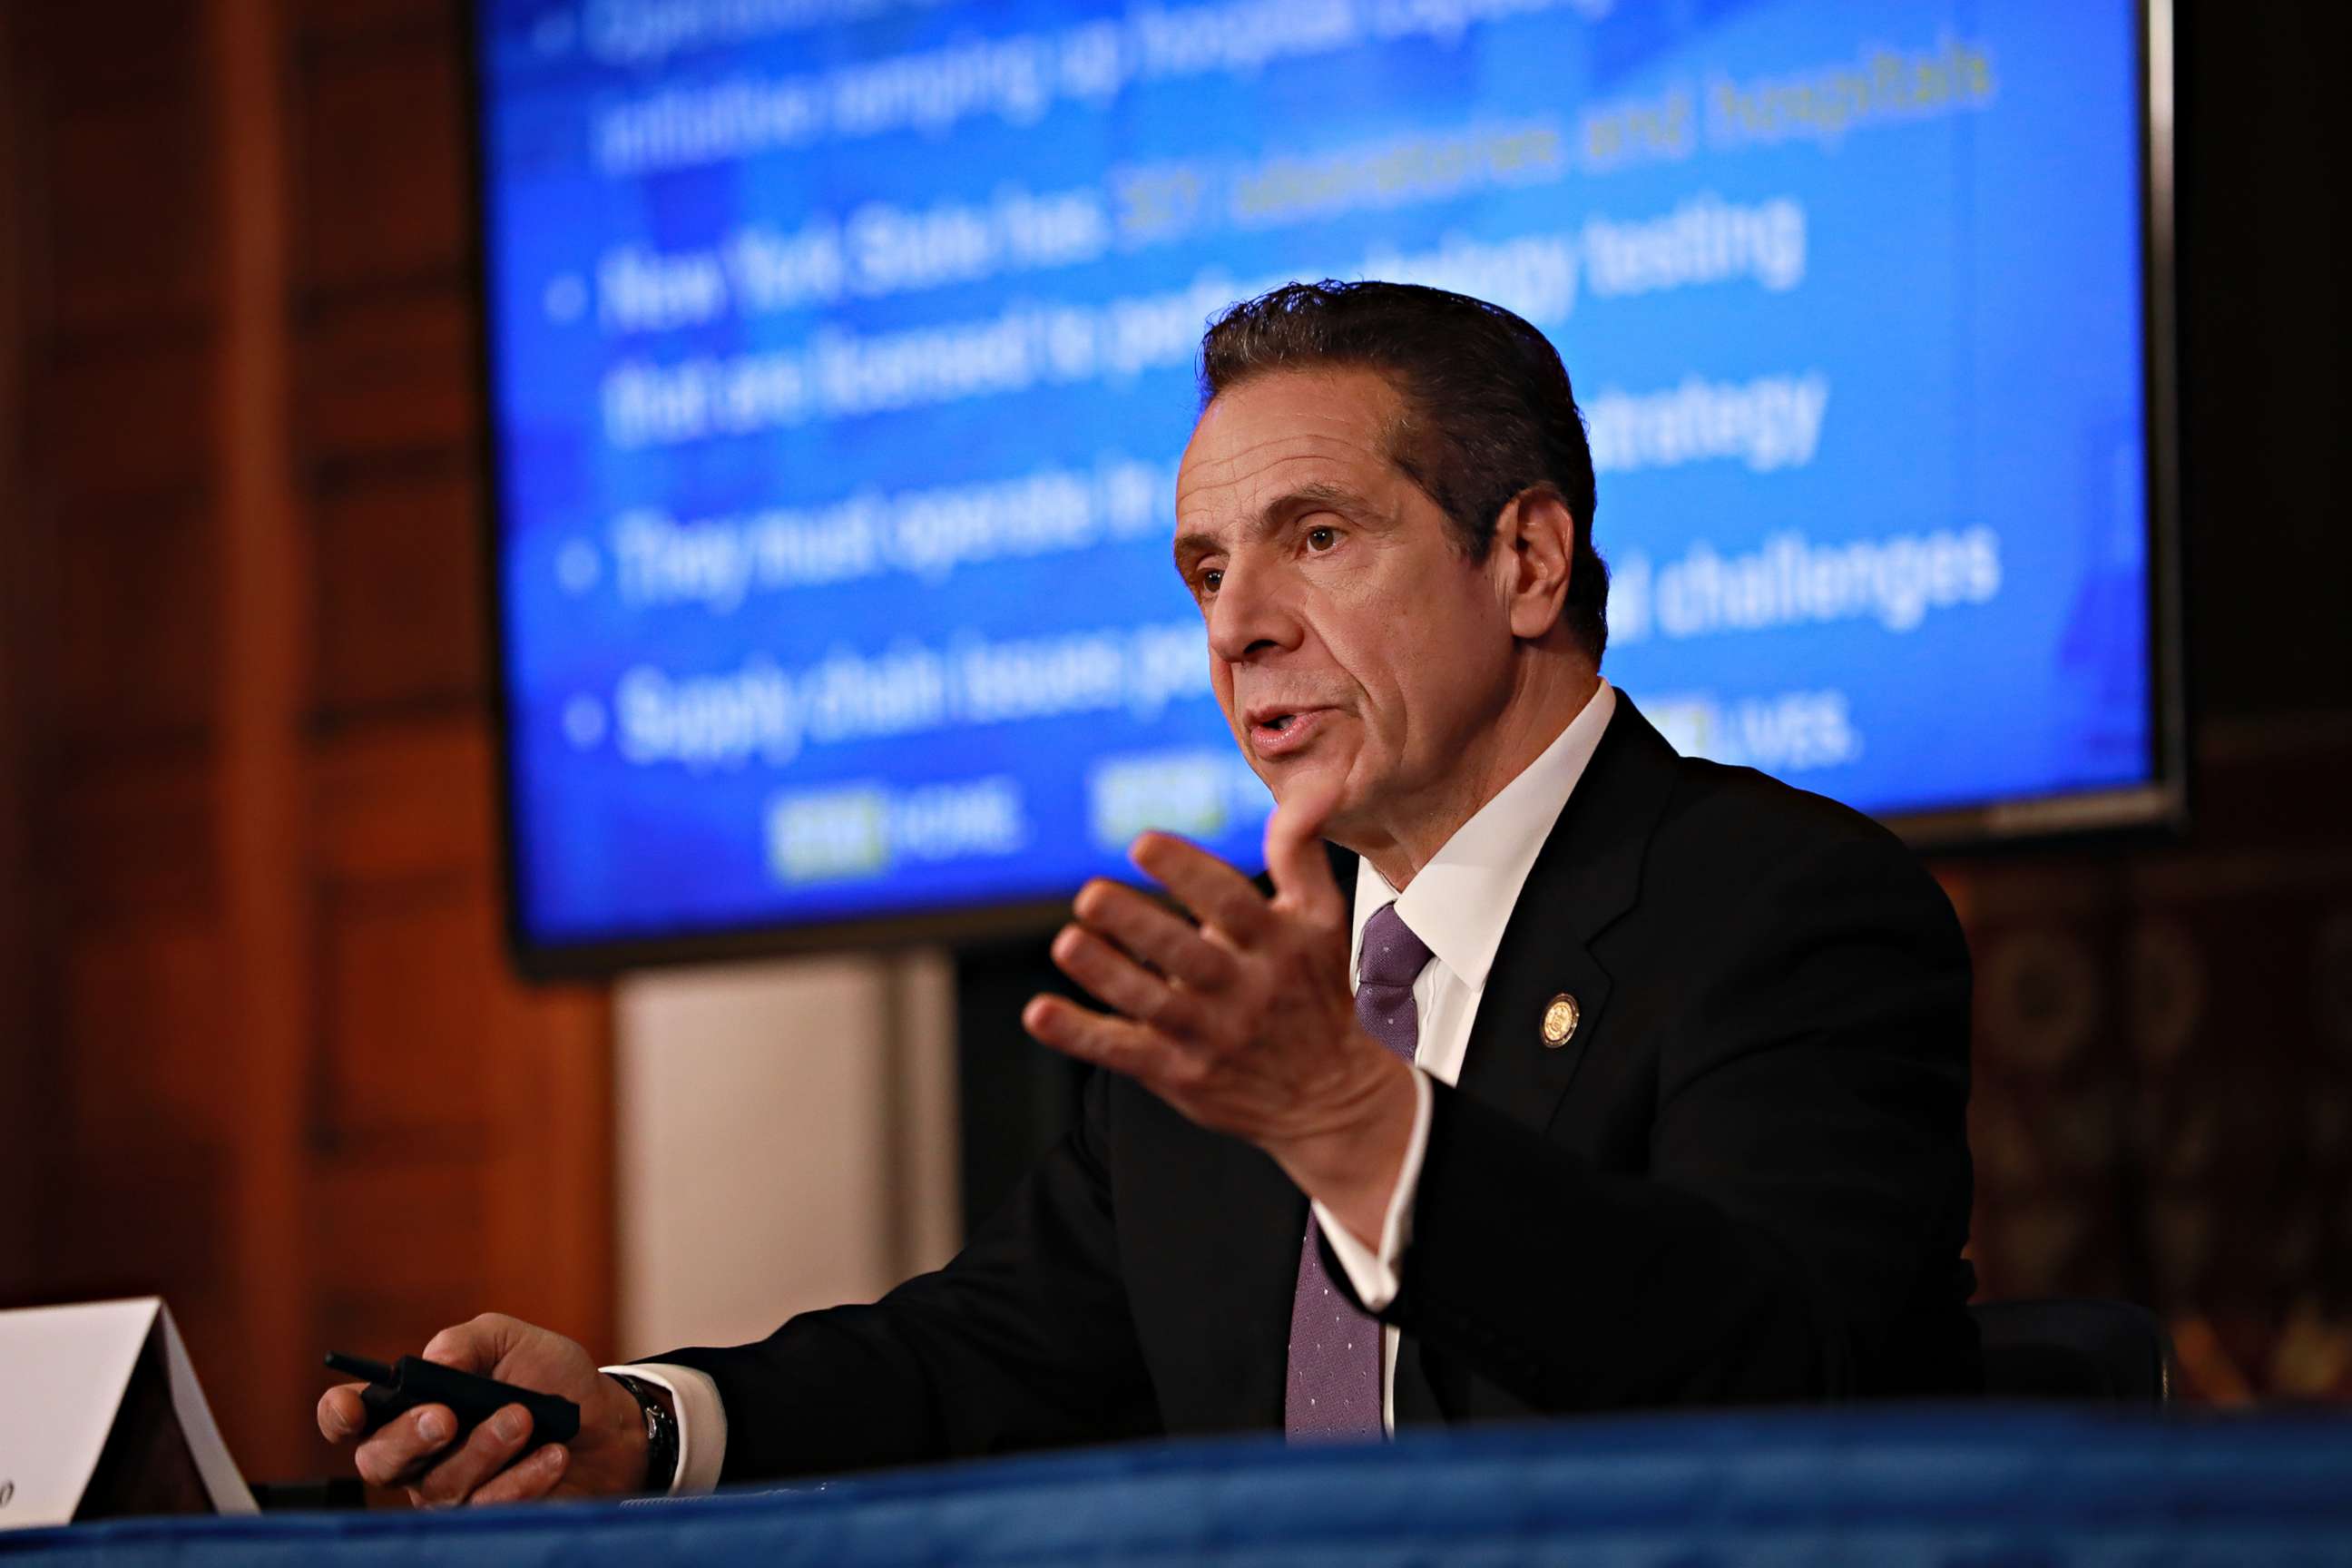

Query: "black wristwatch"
<box><xmin>609</xmin><ymin>1373</ymin><xmax>681</xmax><ymax>1493</ymax></box>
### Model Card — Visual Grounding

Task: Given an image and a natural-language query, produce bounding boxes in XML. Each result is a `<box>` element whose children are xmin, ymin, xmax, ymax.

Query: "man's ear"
<box><xmin>1494</xmin><ymin>487</ymin><xmax>1576</xmax><ymax>640</ymax></box>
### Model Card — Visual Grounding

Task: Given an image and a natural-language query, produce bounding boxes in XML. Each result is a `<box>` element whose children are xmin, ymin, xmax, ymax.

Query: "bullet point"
<box><xmin>556</xmin><ymin>539</ymin><xmax>600</xmax><ymax>593</ymax></box>
<box><xmin>564</xmin><ymin>695</ymin><xmax>606</xmax><ymax>750</ymax></box>
<box><xmin>544</xmin><ymin>273</ymin><xmax>587</xmax><ymax>323</ymax></box>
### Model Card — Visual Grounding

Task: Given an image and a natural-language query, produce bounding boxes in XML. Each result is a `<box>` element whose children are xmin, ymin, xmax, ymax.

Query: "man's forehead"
<box><xmin>1176</xmin><ymin>435</ymin><xmax>1377</xmax><ymax>511</ymax></box>
<box><xmin>1176</xmin><ymin>368</ymin><xmax>1403</xmax><ymax>517</ymax></box>
<box><xmin>1187</xmin><ymin>365</ymin><xmax>1403</xmax><ymax>448</ymax></box>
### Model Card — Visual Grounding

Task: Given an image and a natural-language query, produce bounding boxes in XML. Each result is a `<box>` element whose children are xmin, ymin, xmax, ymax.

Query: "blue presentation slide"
<box><xmin>479</xmin><ymin>0</ymin><xmax>2152</xmax><ymax>952</ymax></box>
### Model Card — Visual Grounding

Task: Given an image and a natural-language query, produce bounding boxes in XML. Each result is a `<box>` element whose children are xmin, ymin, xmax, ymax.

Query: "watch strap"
<box><xmin>609</xmin><ymin>1372</ymin><xmax>681</xmax><ymax>1494</ymax></box>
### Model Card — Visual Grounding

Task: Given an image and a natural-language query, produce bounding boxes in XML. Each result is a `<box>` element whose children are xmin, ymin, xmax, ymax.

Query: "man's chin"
<box><xmin>1262</xmin><ymin>760</ymin><xmax>1364</xmax><ymax>837</ymax></box>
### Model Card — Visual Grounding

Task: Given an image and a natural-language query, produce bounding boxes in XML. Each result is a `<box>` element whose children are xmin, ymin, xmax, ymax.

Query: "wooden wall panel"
<box><xmin>54</xmin><ymin>758</ymin><xmax>220</xmax><ymax>926</ymax></box>
<box><xmin>0</xmin><ymin>0</ymin><xmax>40</xmax><ymax>1299</ymax></box>
<box><xmin>44</xmin><ymin>99</ymin><xmax>215</xmax><ymax>335</ymax></box>
<box><xmin>13</xmin><ymin>1</ymin><xmax>200</xmax><ymax>103</ymax></box>
<box><xmin>300</xmin><ymin>293</ymin><xmax>476</xmax><ymax>466</ymax></box>
<box><xmin>298</xmin><ymin>43</ymin><xmax>467</xmax><ymax>290</ymax></box>
<box><xmin>49</xmin><ymin>923</ymin><xmax>241</xmax><ymax>1378</ymax></box>
<box><xmin>312</xmin><ymin>468</ymin><xmax>485</xmax><ymax>713</ymax></box>
<box><xmin>4</xmin><ymin>0</ymin><xmax>614</xmax><ymax>1487</ymax></box>
<box><xmin>479</xmin><ymin>981</ymin><xmax>612</xmax><ymax>1338</ymax></box>
<box><xmin>54</xmin><ymin>1132</ymin><xmax>235</xmax><ymax>1342</ymax></box>
<box><xmin>310</xmin><ymin>718</ymin><xmax>497</xmax><ymax>878</ymax></box>
<box><xmin>61</xmin><ymin>926</ymin><xmax>230</xmax><ymax>1146</ymax></box>
<box><xmin>319</xmin><ymin>889</ymin><xmax>500</xmax><ymax>1150</ymax></box>
<box><xmin>309</xmin><ymin>1161</ymin><xmax>493</xmax><ymax>1366</ymax></box>
<box><xmin>38</xmin><ymin>339</ymin><xmax>216</xmax><ymax>501</ymax></box>
<box><xmin>297</xmin><ymin>0</ymin><xmax>464</xmax><ymax>51</ymax></box>
<box><xmin>56</xmin><ymin>503</ymin><xmax>220</xmax><ymax>743</ymax></box>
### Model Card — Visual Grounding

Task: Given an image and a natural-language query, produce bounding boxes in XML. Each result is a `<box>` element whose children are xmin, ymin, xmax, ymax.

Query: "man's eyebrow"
<box><xmin>1171</xmin><ymin>481</ymin><xmax>1373</xmax><ymax>571</ymax></box>
<box><xmin>1172</xmin><ymin>529</ymin><xmax>1220</xmax><ymax>572</ymax></box>
<box><xmin>1274</xmin><ymin>479</ymin><xmax>1369</xmax><ymax>519</ymax></box>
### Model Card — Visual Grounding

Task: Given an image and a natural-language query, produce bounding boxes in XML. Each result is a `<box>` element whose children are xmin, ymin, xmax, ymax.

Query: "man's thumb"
<box><xmin>1264</xmin><ymin>779</ymin><xmax>1342</xmax><ymax>921</ymax></box>
<box><xmin>423</xmin><ymin>1313</ymin><xmax>514</xmax><ymax>1372</ymax></box>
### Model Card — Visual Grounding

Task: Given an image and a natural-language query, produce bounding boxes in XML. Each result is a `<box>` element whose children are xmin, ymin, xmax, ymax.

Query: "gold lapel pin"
<box><xmin>1541</xmin><ymin>993</ymin><xmax>1580</xmax><ymax>1048</ymax></box>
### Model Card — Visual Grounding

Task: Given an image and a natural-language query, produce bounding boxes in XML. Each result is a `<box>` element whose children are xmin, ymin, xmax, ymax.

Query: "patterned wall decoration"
<box><xmin>1946</xmin><ymin>716</ymin><xmax>2352</xmax><ymax>1403</ymax></box>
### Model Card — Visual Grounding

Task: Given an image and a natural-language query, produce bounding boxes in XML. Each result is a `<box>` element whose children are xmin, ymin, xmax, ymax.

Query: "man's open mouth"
<box><xmin>1248</xmin><ymin>708</ymin><xmax>1328</xmax><ymax>756</ymax></box>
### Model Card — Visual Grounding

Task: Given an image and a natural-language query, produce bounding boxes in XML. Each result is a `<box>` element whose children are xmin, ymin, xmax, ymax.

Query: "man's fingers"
<box><xmin>1263</xmin><ymin>778</ymin><xmax>1345</xmax><ymax>925</ymax></box>
<box><xmin>411</xmin><ymin>1405</ymin><xmax>538</xmax><ymax>1508</ymax></box>
<box><xmin>1071</xmin><ymin>879</ymin><xmax>1239</xmax><ymax>992</ymax></box>
<box><xmin>468</xmin><ymin>1445</ymin><xmax>570</xmax><ymax>1507</ymax></box>
<box><xmin>318</xmin><ymin>1384</ymin><xmax>368</xmax><ymax>1443</ymax></box>
<box><xmin>1024</xmin><ymin>994</ymin><xmax>1176</xmax><ymax>1081</ymax></box>
<box><xmin>352</xmin><ymin>1405</ymin><xmax>457</xmax><ymax>1488</ymax></box>
<box><xmin>1051</xmin><ymin>924</ymin><xmax>1203</xmax><ymax>1035</ymax></box>
<box><xmin>1128</xmin><ymin>833</ymin><xmax>1272</xmax><ymax>944</ymax></box>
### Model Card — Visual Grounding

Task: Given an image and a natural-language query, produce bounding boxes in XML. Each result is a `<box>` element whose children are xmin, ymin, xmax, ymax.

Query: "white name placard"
<box><xmin>0</xmin><ymin>1298</ymin><xmax>255</xmax><ymax>1530</ymax></box>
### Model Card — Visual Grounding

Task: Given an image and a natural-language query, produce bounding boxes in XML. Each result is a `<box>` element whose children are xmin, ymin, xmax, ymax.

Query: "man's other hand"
<box><xmin>1024</xmin><ymin>779</ymin><xmax>1419</xmax><ymax>1244</ymax></box>
<box><xmin>315</xmin><ymin>1313</ymin><xmax>650</xmax><ymax>1507</ymax></box>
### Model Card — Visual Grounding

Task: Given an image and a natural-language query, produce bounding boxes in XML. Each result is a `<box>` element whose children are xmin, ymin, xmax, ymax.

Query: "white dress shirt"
<box><xmin>622</xmin><ymin>679</ymin><xmax>1619</xmax><ymax>1485</ymax></box>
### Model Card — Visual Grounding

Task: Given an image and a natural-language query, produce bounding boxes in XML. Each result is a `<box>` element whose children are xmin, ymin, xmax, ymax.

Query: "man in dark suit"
<box><xmin>320</xmin><ymin>281</ymin><xmax>1975</xmax><ymax>1504</ymax></box>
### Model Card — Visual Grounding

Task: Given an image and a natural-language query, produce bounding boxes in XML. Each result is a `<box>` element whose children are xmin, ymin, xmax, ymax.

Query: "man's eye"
<box><xmin>1305</xmin><ymin>526</ymin><xmax>1338</xmax><ymax>552</ymax></box>
<box><xmin>1200</xmin><ymin>569</ymin><xmax>1223</xmax><ymax>594</ymax></box>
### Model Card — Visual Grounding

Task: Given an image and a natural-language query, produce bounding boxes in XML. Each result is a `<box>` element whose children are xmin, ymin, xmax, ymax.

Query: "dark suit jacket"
<box><xmin>658</xmin><ymin>696</ymin><xmax>1980</xmax><ymax>1481</ymax></box>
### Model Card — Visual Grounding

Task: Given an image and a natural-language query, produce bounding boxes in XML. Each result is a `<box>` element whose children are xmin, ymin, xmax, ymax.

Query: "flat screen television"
<box><xmin>471</xmin><ymin>0</ymin><xmax>2183</xmax><ymax>976</ymax></box>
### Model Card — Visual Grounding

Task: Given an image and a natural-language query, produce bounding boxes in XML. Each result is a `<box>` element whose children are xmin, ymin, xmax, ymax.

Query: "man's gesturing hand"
<box><xmin>1023</xmin><ymin>782</ymin><xmax>1419</xmax><ymax>1245</ymax></box>
<box><xmin>315</xmin><ymin>1313</ymin><xmax>651</xmax><ymax>1507</ymax></box>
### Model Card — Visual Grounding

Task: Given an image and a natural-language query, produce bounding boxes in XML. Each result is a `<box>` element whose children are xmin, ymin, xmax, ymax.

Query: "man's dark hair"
<box><xmin>1198</xmin><ymin>279</ymin><xmax>1608</xmax><ymax>661</ymax></box>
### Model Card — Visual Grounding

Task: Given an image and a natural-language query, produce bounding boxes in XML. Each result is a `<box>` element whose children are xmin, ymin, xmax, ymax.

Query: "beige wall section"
<box><xmin>612</xmin><ymin>949</ymin><xmax>961</xmax><ymax>1358</ymax></box>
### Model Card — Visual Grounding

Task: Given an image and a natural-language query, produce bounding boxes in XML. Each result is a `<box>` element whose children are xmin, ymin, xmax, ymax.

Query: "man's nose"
<box><xmin>1204</xmin><ymin>564</ymin><xmax>1300</xmax><ymax>663</ymax></box>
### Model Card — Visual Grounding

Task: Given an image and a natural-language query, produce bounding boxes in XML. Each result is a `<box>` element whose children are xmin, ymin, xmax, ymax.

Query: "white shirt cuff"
<box><xmin>603</xmin><ymin>1362</ymin><xmax>728</xmax><ymax>1495</ymax></box>
<box><xmin>1308</xmin><ymin>1066</ymin><xmax>1432</xmax><ymax>1313</ymax></box>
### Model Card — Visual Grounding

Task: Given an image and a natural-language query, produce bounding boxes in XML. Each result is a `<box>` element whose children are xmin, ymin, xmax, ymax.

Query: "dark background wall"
<box><xmin>1</xmin><ymin>0</ymin><xmax>2347</xmax><ymax>1491</ymax></box>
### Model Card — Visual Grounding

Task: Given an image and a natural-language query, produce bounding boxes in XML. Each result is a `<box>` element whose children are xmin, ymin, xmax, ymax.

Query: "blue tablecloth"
<box><xmin>8</xmin><ymin>1405</ymin><xmax>2351</xmax><ymax>1564</ymax></box>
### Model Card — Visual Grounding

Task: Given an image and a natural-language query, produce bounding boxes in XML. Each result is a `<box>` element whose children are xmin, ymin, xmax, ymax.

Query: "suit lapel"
<box><xmin>1453</xmin><ymin>695</ymin><xmax>1680</xmax><ymax>1137</ymax></box>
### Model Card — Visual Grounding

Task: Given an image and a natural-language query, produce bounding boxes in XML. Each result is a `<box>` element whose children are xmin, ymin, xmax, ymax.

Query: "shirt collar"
<box><xmin>1349</xmin><ymin>679</ymin><xmax>1617</xmax><ymax>993</ymax></box>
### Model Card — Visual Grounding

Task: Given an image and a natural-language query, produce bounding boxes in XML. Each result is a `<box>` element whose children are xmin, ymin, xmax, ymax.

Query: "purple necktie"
<box><xmin>1285</xmin><ymin>902</ymin><xmax>1432</xmax><ymax>1441</ymax></box>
